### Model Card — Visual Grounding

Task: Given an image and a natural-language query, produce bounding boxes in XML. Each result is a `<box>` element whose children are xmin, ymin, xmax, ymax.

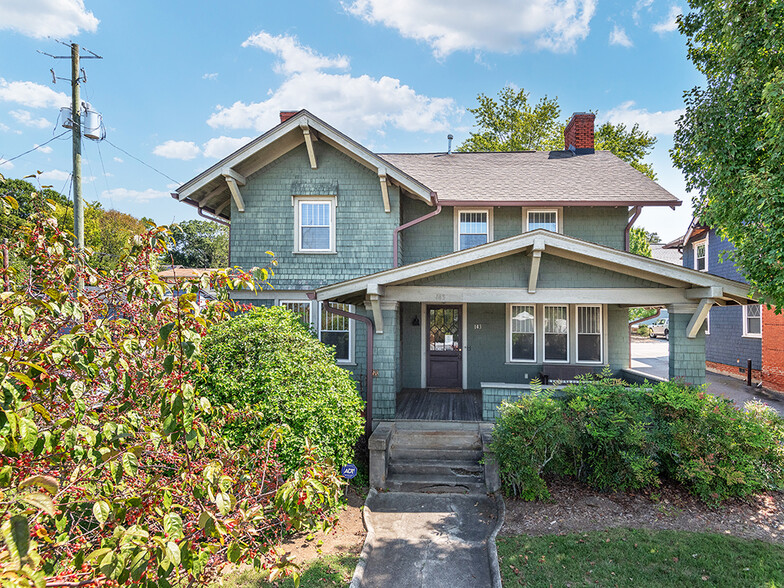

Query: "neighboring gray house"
<box><xmin>172</xmin><ymin>110</ymin><xmax>753</xmax><ymax>432</ymax></box>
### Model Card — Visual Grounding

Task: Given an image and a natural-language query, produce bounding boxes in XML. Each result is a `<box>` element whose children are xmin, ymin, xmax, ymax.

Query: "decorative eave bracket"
<box><xmin>300</xmin><ymin>120</ymin><xmax>318</xmax><ymax>169</ymax></box>
<box><xmin>378</xmin><ymin>168</ymin><xmax>391</xmax><ymax>213</ymax></box>
<box><xmin>685</xmin><ymin>289</ymin><xmax>722</xmax><ymax>339</ymax></box>
<box><xmin>367</xmin><ymin>283</ymin><xmax>386</xmax><ymax>333</ymax></box>
<box><xmin>221</xmin><ymin>167</ymin><xmax>246</xmax><ymax>213</ymax></box>
<box><xmin>528</xmin><ymin>237</ymin><xmax>545</xmax><ymax>293</ymax></box>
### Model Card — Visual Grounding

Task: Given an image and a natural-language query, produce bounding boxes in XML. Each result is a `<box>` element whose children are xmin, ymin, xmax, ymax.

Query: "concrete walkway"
<box><xmin>351</xmin><ymin>490</ymin><xmax>504</xmax><ymax>588</ymax></box>
<box><xmin>631</xmin><ymin>338</ymin><xmax>784</xmax><ymax>416</ymax></box>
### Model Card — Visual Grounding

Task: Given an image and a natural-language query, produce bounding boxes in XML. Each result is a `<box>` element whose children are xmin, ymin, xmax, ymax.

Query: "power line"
<box><xmin>103</xmin><ymin>139</ymin><xmax>181</xmax><ymax>185</ymax></box>
<box><xmin>0</xmin><ymin>131</ymin><xmax>70</xmax><ymax>164</ymax></box>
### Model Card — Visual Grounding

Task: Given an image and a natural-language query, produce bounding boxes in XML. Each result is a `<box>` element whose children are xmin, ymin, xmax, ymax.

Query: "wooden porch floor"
<box><xmin>395</xmin><ymin>388</ymin><xmax>482</xmax><ymax>421</ymax></box>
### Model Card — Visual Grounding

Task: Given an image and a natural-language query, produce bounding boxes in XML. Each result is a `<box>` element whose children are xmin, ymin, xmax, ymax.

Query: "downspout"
<box><xmin>392</xmin><ymin>192</ymin><xmax>441</xmax><ymax>268</ymax></box>
<box><xmin>624</xmin><ymin>206</ymin><xmax>642</xmax><ymax>252</ymax></box>
<box><xmin>313</xmin><ymin>295</ymin><xmax>375</xmax><ymax>438</ymax></box>
<box><xmin>198</xmin><ymin>206</ymin><xmax>230</xmax><ymax>227</ymax></box>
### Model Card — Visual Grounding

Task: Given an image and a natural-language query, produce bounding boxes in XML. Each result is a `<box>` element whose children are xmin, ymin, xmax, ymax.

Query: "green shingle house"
<box><xmin>173</xmin><ymin>110</ymin><xmax>752</xmax><ymax>431</ymax></box>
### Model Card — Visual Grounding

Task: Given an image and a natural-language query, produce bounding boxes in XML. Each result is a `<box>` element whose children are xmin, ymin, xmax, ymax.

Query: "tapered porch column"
<box><xmin>667</xmin><ymin>304</ymin><xmax>707</xmax><ymax>386</ymax></box>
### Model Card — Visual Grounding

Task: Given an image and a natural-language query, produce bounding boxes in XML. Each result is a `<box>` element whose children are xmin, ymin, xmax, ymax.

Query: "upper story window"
<box><xmin>693</xmin><ymin>240</ymin><xmax>707</xmax><ymax>271</ymax></box>
<box><xmin>455</xmin><ymin>209</ymin><xmax>492</xmax><ymax>251</ymax></box>
<box><xmin>525</xmin><ymin>208</ymin><xmax>560</xmax><ymax>233</ymax></box>
<box><xmin>743</xmin><ymin>304</ymin><xmax>762</xmax><ymax>338</ymax></box>
<box><xmin>294</xmin><ymin>196</ymin><xmax>336</xmax><ymax>253</ymax></box>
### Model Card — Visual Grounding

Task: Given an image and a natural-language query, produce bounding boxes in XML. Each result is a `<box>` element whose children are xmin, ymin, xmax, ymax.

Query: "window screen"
<box><xmin>458</xmin><ymin>211</ymin><xmax>488</xmax><ymax>250</ymax></box>
<box><xmin>528</xmin><ymin>211</ymin><xmax>557</xmax><ymax>232</ymax></box>
<box><xmin>510</xmin><ymin>305</ymin><xmax>535</xmax><ymax>361</ymax></box>
<box><xmin>577</xmin><ymin>306</ymin><xmax>601</xmax><ymax>362</ymax></box>
<box><xmin>321</xmin><ymin>303</ymin><xmax>351</xmax><ymax>361</ymax></box>
<box><xmin>544</xmin><ymin>305</ymin><xmax>568</xmax><ymax>361</ymax></box>
<box><xmin>300</xmin><ymin>202</ymin><xmax>331</xmax><ymax>250</ymax></box>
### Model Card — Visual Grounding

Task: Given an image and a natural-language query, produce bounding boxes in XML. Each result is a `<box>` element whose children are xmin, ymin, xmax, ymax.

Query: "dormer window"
<box><xmin>294</xmin><ymin>196</ymin><xmax>336</xmax><ymax>253</ymax></box>
<box><xmin>694</xmin><ymin>240</ymin><xmax>707</xmax><ymax>271</ymax></box>
<box><xmin>455</xmin><ymin>209</ymin><xmax>492</xmax><ymax>251</ymax></box>
<box><xmin>525</xmin><ymin>208</ymin><xmax>561</xmax><ymax>232</ymax></box>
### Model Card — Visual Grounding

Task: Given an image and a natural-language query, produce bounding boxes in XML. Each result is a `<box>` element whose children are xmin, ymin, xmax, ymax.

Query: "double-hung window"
<box><xmin>526</xmin><ymin>209</ymin><xmax>558</xmax><ymax>232</ymax></box>
<box><xmin>280</xmin><ymin>300</ymin><xmax>353</xmax><ymax>362</ymax></box>
<box><xmin>510</xmin><ymin>305</ymin><xmax>536</xmax><ymax>362</ymax></box>
<box><xmin>577</xmin><ymin>306</ymin><xmax>602</xmax><ymax>363</ymax></box>
<box><xmin>295</xmin><ymin>197</ymin><xmax>335</xmax><ymax>253</ymax></box>
<box><xmin>543</xmin><ymin>305</ymin><xmax>569</xmax><ymax>362</ymax></box>
<box><xmin>456</xmin><ymin>209</ymin><xmax>491</xmax><ymax>250</ymax></box>
<box><xmin>694</xmin><ymin>240</ymin><xmax>707</xmax><ymax>271</ymax></box>
<box><xmin>743</xmin><ymin>305</ymin><xmax>762</xmax><ymax>338</ymax></box>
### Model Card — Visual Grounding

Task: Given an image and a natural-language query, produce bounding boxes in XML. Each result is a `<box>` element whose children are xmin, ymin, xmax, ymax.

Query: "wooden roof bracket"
<box><xmin>221</xmin><ymin>167</ymin><xmax>246</xmax><ymax>213</ymax></box>
<box><xmin>367</xmin><ymin>283</ymin><xmax>386</xmax><ymax>333</ymax></box>
<box><xmin>378</xmin><ymin>169</ymin><xmax>391</xmax><ymax>213</ymax></box>
<box><xmin>300</xmin><ymin>120</ymin><xmax>318</xmax><ymax>169</ymax></box>
<box><xmin>686</xmin><ymin>297</ymin><xmax>718</xmax><ymax>339</ymax></box>
<box><xmin>528</xmin><ymin>237</ymin><xmax>545</xmax><ymax>293</ymax></box>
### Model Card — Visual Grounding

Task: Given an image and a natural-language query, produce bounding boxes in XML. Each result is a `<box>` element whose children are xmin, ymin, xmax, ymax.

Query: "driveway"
<box><xmin>631</xmin><ymin>338</ymin><xmax>784</xmax><ymax>416</ymax></box>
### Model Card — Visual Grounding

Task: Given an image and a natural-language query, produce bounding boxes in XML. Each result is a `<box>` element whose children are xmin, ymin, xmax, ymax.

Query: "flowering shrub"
<box><xmin>0</xmin><ymin>178</ymin><xmax>344</xmax><ymax>588</ymax></box>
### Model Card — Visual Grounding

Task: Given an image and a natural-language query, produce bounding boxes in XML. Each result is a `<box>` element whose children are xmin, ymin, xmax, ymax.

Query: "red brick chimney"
<box><xmin>279</xmin><ymin>111</ymin><xmax>299</xmax><ymax>123</ymax></box>
<box><xmin>564</xmin><ymin>112</ymin><xmax>595</xmax><ymax>154</ymax></box>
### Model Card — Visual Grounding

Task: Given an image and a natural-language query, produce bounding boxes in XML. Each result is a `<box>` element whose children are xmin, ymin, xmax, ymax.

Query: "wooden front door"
<box><xmin>426</xmin><ymin>305</ymin><xmax>462</xmax><ymax>388</ymax></box>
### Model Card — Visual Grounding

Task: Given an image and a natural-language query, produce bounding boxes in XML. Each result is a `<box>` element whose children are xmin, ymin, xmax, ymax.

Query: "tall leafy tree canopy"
<box><xmin>672</xmin><ymin>0</ymin><xmax>784</xmax><ymax>307</ymax></box>
<box><xmin>169</xmin><ymin>219</ymin><xmax>229</xmax><ymax>268</ymax></box>
<box><xmin>458</xmin><ymin>86</ymin><xmax>658</xmax><ymax>180</ymax></box>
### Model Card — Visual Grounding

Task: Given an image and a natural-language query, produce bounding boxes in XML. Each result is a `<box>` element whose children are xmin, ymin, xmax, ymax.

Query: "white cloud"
<box><xmin>0</xmin><ymin>158</ymin><xmax>15</xmax><ymax>170</ymax></box>
<box><xmin>38</xmin><ymin>169</ymin><xmax>70</xmax><ymax>182</ymax></box>
<box><xmin>609</xmin><ymin>25</ymin><xmax>633</xmax><ymax>48</ymax></box>
<box><xmin>113</xmin><ymin>157</ymin><xmax>123</xmax><ymax>163</ymax></box>
<box><xmin>207</xmin><ymin>32</ymin><xmax>458</xmax><ymax>138</ymax></box>
<box><xmin>0</xmin><ymin>123</ymin><xmax>9</xmax><ymax>132</ymax></box>
<box><xmin>101</xmin><ymin>188</ymin><xmax>170</xmax><ymax>204</ymax></box>
<box><xmin>345</xmin><ymin>0</ymin><xmax>597</xmax><ymax>57</ymax></box>
<box><xmin>243</xmin><ymin>31</ymin><xmax>350</xmax><ymax>74</ymax></box>
<box><xmin>153</xmin><ymin>140</ymin><xmax>201</xmax><ymax>160</ymax></box>
<box><xmin>601</xmin><ymin>100</ymin><xmax>685</xmax><ymax>135</ymax></box>
<box><xmin>202</xmin><ymin>73</ymin><xmax>219</xmax><ymax>80</ymax></box>
<box><xmin>0</xmin><ymin>0</ymin><xmax>99</xmax><ymax>38</ymax></box>
<box><xmin>0</xmin><ymin>78</ymin><xmax>70</xmax><ymax>109</ymax></box>
<box><xmin>632</xmin><ymin>0</ymin><xmax>654</xmax><ymax>25</ymax></box>
<box><xmin>10</xmin><ymin>109</ymin><xmax>51</xmax><ymax>129</ymax></box>
<box><xmin>34</xmin><ymin>144</ymin><xmax>53</xmax><ymax>153</ymax></box>
<box><xmin>202</xmin><ymin>136</ymin><xmax>253</xmax><ymax>159</ymax></box>
<box><xmin>653</xmin><ymin>5</ymin><xmax>681</xmax><ymax>34</ymax></box>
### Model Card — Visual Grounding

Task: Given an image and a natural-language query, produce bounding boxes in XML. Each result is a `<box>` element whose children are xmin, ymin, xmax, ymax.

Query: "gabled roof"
<box><xmin>172</xmin><ymin>109</ymin><xmax>434</xmax><ymax>221</ymax></box>
<box><xmin>379</xmin><ymin>151</ymin><xmax>681</xmax><ymax>207</ymax></box>
<box><xmin>315</xmin><ymin>229</ymin><xmax>751</xmax><ymax>305</ymax></box>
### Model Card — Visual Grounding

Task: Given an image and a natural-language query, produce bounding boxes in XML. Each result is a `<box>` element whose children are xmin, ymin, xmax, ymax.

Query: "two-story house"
<box><xmin>173</xmin><ymin>110</ymin><xmax>753</xmax><ymax>433</ymax></box>
<box><xmin>670</xmin><ymin>220</ymin><xmax>784</xmax><ymax>394</ymax></box>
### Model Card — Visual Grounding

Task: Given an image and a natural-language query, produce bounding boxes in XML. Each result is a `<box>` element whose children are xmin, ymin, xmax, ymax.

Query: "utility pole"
<box><xmin>71</xmin><ymin>43</ymin><xmax>83</xmax><ymax>251</ymax></box>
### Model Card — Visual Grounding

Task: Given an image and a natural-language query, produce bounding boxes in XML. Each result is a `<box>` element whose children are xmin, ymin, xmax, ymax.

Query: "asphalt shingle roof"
<box><xmin>379</xmin><ymin>150</ymin><xmax>680</xmax><ymax>206</ymax></box>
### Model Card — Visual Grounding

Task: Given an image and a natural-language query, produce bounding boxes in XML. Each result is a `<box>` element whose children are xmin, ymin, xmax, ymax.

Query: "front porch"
<box><xmin>396</xmin><ymin>388</ymin><xmax>482</xmax><ymax>421</ymax></box>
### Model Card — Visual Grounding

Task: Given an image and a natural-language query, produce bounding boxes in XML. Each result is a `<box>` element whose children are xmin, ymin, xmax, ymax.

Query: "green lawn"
<box><xmin>220</xmin><ymin>554</ymin><xmax>358</xmax><ymax>588</ymax></box>
<box><xmin>498</xmin><ymin>529</ymin><xmax>784</xmax><ymax>587</ymax></box>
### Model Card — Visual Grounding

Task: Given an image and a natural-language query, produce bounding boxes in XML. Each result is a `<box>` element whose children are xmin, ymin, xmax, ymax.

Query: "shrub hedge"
<box><xmin>492</xmin><ymin>378</ymin><xmax>784</xmax><ymax>502</ymax></box>
<box><xmin>199</xmin><ymin>306</ymin><xmax>365</xmax><ymax>473</ymax></box>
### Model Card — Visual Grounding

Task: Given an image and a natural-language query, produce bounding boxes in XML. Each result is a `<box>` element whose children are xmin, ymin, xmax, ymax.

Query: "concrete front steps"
<box><xmin>369</xmin><ymin>421</ymin><xmax>499</xmax><ymax>494</ymax></box>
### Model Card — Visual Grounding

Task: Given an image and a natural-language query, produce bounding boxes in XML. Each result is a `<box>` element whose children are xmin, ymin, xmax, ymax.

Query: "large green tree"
<box><xmin>169</xmin><ymin>219</ymin><xmax>229</xmax><ymax>267</ymax></box>
<box><xmin>458</xmin><ymin>86</ymin><xmax>658</xmax><ymax>180</ymax></box>
<box><xmin>672</xmin><ymin>0</ymin><xmax>784</xmax><ymax>307</ymax></box>
<box><xmin>0</xmin><ymin>178</ymin><xmax>71</xmax><ymax>240</ymax></box>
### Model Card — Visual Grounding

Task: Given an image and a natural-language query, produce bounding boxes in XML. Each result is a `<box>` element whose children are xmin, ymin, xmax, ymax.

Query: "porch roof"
<box><xmin>314</xmin><ymin>230</ymin><xmax>753</xmax><ymax>331</ymax></box>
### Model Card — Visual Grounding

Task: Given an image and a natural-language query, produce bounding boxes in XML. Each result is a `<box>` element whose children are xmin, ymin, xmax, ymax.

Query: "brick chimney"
<box><xmin>279</xmin><ymin>111</ymin><xmax>299</xmax><ymax>123</ymax></box>
<box><xmin>564</xmin><ymin>112</ymin><xmax>595</xmax><ymax>154</ymax></box>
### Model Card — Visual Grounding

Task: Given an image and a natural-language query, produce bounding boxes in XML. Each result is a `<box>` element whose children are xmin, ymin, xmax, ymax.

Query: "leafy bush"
<box><xmin>635</xmin><ymin>324</ymin><xmax>651</xmax><ymax>337</ymax></box>
<box><xmin>491</xmin><ymin>377</ymin><xmax>784</xmax><ymax>502</ymax></box>
<box><xmin>200</xmin><ymin>306</ymin><xmax>364</xmax><ymax>473</ymax></box>
<box><xmin>0</xmin><ymin>178</ymin><xmax>343</xmax><ymax>587</ymax></box>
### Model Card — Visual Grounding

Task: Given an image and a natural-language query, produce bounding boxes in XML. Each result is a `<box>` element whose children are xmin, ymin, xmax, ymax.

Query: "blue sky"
<box><xmin>0</xmin><ymin>0</ymin><xmax>700</xmax><ymax>240</ymax></box>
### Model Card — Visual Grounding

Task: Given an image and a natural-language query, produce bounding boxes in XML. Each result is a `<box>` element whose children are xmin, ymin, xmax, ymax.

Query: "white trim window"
<box><xmin>577</xmin><ymin>305</ymin><xmax>602</xmax><ymax>363</ymax></box>
<box><xmin>294</xmin><ymin>196</ymin><xmax>336</xmax><ymax>253</ymax></box>
<box><xmin>694</xmin><ymin>240</ymin><xmax>707</xmax><ymax>271</ymax></box>
<box><xmin>526</xmin><ymin>209</ymin><xmax>558</xmax><ymax>232</ymax></box>
<box><xmin>455</xmin><ymin>209</ymin><xmax>491</xmax><ymax>250</ymax></box>
<box><xmin>509</xmin><ymin>304</ymin><xmax>536</xmax><ymax>362</ymax></box>
<box><xmin>743</xmin><ymin>304</ymin><xmax>762</xmax><ymax>338</ymax></box>
<box><xmin>543</xmin><ymin>305</ymin><xmax>569</xmax><ymax>362</ymax></box>
<box><xmin>280</xmin><ymin>300</ymin><xmax>353</xmax><ymax>362</ymax></box>
<box><xmin>281</xmin><ymin>300</ymin><xmax>312</xmax><ymax>325</ymax></box>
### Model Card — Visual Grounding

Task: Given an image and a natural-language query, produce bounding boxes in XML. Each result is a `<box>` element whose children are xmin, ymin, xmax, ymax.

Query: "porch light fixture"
<box><xmin>412</xmin><ymin>316</ymin><xmax>420</xmax><ymax>326</ymax></box>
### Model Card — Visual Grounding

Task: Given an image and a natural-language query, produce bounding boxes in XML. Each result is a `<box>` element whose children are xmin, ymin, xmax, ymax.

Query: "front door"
<box><xmin>426</xmin><ymin>305</ymin><xmax>462</xmax><ymax>388</ymax></box>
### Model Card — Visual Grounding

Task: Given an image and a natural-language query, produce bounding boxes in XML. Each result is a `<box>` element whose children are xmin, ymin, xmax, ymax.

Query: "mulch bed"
<box><xmin>501</xmin><ymin>478</ymin><xmax>784</xmax><ymax>545</ymax></box>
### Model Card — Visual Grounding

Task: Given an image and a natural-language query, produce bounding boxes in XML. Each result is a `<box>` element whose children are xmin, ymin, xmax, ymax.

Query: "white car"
<box><xmin>649</xmin><ymin>318</ymin><xmax>669</xmax><ymax>340</ymax></box>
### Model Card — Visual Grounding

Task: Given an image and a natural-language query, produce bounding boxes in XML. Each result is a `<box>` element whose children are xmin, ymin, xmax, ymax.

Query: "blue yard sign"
<box><xmin>341</xmin><ymin>464</ymin><xmax>357</xmax><ymax>479</ymax></box>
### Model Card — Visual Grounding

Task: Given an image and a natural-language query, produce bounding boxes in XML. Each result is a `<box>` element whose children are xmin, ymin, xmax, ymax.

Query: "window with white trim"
<box><xmin>527</xmin><ymin>210</ymin><xmax>558</xmax><ymax>232</ymax></box>
<box><xmin>543</xmin><ymin>305</ymin><xmax>569</xmax><ymax>362</ymax></box>
<box><xmin>279</xmin><ymin>300</ymin><xmax>353</xmax><ymax>362</ymax></box>
<box><xmin>743</xmin><ymin>305</ymin><xmax>762</xmax><ymax>338</ymax></box>
<box><xmin>577</xmin><ymin>305</ymin><xmax>602</xmax><ymax>363</ymax></box>
<box><xmin>510</xmin><ymin>305</ymin><xmax>536</xmax><ymax>362</ymax></box>
<box><xmin>294</xmin><ymin>197</ymin><xmax>336</xmax><ymax>252</ymax></box>
<box><xmin>456</xmin><ymin>209</ymin><xmax>491</xmax><ymax>250</ymax></box>
<box><xmin>694</xmin><ymin>240</ymin><xmax>707</xmax><ymax>271</ymax></box>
